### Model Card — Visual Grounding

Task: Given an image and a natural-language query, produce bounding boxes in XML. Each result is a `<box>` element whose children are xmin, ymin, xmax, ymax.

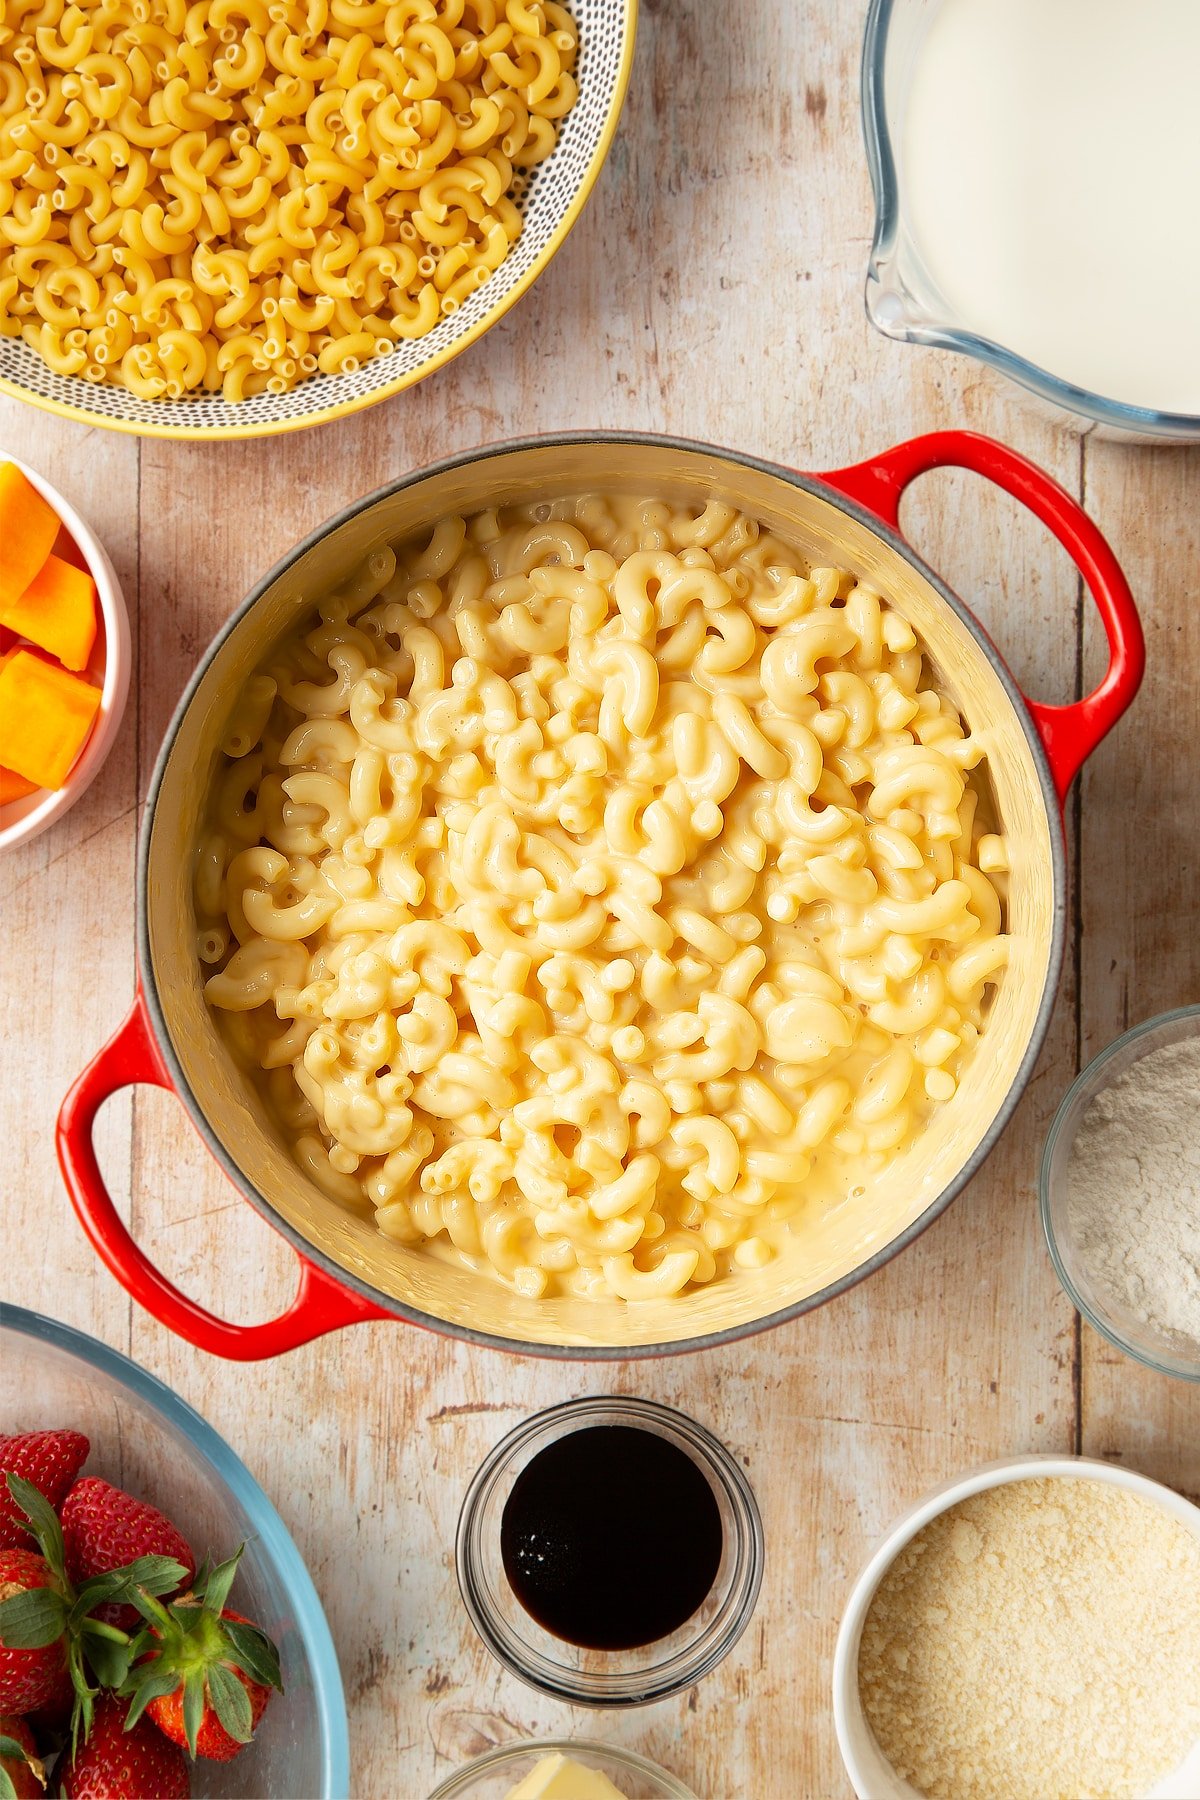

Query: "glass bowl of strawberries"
<box><xmin>0</xmin><ymin>1305</ymin><xmax>348</xmax><ymax>1798</ymax></box>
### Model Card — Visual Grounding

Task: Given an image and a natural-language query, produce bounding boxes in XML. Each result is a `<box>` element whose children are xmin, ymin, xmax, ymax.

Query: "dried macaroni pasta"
<box><xmin>196</xmin><ymin>494</ymin><xmax>1011</xmax><ymax>1302</ymax></box>
<box><xmin>0</xmin><ymin>0</ymin><xmax>577</xmax><ymax>401</ymax></box>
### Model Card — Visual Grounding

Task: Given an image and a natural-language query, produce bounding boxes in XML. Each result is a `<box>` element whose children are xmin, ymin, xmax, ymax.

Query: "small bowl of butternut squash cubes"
<box><xmin>0</xmin><ymin>457</ymin><xmax>130</xmax><ymax>850</ymax></box>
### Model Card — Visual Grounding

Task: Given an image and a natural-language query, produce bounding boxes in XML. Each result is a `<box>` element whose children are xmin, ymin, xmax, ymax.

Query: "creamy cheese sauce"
<box><xmin>200</xmin><ymin>491</ymin><xmax>1009</xmax><ymax>1306</ymax></box>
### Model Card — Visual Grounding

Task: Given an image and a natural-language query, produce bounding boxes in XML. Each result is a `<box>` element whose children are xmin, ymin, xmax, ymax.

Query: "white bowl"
<box><xmin>0</xmin><ymin>452</ymin><xmax>130</xmax><ymax>851</ymax></box>
<box><xmin>832</xmin><ymin>1454</ymin><xmax>1200</xmax><ymax>1800</ymax></box>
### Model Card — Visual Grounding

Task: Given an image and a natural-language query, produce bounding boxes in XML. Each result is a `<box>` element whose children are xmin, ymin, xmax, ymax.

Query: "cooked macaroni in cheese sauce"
<box><xmin>196</xmin><ymin>494</ymin><xmax>1010</xmax><ymax>1302</ymax></box>
<box><xmin>0</xmin><ymin>0</ymin><xmax>577</xmax><ymax>401</ymax></box>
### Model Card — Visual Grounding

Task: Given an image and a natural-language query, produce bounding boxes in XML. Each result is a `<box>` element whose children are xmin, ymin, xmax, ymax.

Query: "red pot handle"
<box><xmin>818</xmin><ymin>430</ymin><xmax>1144</xmax><ymax>805</ymax></box>
<box><xmin>56</xmin><ymin>993</ymin><xmax>391</xmax><ymax>1360</ymax></box>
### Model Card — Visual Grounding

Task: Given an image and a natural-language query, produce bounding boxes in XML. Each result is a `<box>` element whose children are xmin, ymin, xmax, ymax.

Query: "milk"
<box><xmin>900</xmin><ymin>0</ymin><xmax>1200</xmax><ymax>414</ymax></box>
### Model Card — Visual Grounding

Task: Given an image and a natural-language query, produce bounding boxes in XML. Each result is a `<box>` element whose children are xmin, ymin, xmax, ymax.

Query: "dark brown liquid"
<box><xmin>499</xmin><ymin>1424</ymin><xmax>724</xmax><ymax>1651</ymax></box>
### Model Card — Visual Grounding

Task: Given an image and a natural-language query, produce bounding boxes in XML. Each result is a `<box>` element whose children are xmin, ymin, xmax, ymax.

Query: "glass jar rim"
<box><xmin>1039</xmin><ymin>1004</ymin><xmax>1200</xmax><ymax>1382</ymax></box>
<box><xmin>455</xmin><ymin>1395</ymin><xmax>764</xmax><ymax>1707</ymax></box>
<box><xmin>427</xmin><ymin>1736</ymin><xmax>700</xmax><ymax>1800</ymax></box>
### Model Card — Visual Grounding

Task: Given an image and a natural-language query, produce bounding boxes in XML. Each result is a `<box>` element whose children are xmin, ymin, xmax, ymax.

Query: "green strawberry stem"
<box><xmin>120</xmin><ymin>1545</ymin><xmax>283</xmax><ymax>1758</ymax></box>
<box><xmin>80</xmin><ymin>1617</ymin><xmax>133</xmax><ymax>1644</ymax></box>
<box><xmin>0</xmin><ymin>1585</ymin><xmax>67</xmax><ymax>1649</ymax></box>
<box><xmin>6</xmin><ymin>1476</ymin><xmax>69</xmax><ymax>1586</ymax></box>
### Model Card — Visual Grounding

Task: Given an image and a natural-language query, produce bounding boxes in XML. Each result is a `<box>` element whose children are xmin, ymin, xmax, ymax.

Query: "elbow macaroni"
<box><xmin>196</xmin><ymin>492</ymin><xmax>1010</xmax><ymax>1302</ymax></box>
<box><xmin>0</xmin><ymin>0</ymin><xmax>577</xmax><ymax>401</ymax></box>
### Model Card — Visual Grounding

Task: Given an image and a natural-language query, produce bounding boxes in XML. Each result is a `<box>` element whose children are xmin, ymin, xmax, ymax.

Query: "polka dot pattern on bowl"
<box><xmin>0</xmin><ymin>1</ymin><xmax>633</xmax><ymax>439</ymax></box>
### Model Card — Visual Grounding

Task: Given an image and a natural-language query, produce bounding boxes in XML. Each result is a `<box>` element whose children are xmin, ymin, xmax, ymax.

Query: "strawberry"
<box><xmin>23</xmin><ymin>1664</ymin><xmax>72</xmax><ymax>1739</ymax></box>
<box><xmin>122</xmin><ymin>1550</ymin><xmax>281</xmax><ymax>1763</ymax></box>
<box><xmin>143</xmin><ymin>1609</ymin><xmax>272</xmax><ymax>1764</ymax></box>
<box><xmin>0</xmin><ymin>1551</ymin><xmax>66</xmax><ymax>1714</ymax></box>
<box><xmin>61</xmin><ymin>1483</ymin><xmax>194</xmax><ymax>1633</ymax></box>
<box><xmin>0</xmin><ymin>1477</ymin><xmax>189</xmax><ymax>1753</ymax></box>
<box><xmin>58</xmin><ymin>1692</ymin><xmax>189</xmax><ymax>1799</ymax></box>
<box><xmin>0</xmin><ymin>1436</ymin><xmax>89</xmax><ymax>1552</ymax></box>
<box><xmin>0</xmin><ymin>1714</ymin><xmax>46</xmax><ymax>1798</ymax></box>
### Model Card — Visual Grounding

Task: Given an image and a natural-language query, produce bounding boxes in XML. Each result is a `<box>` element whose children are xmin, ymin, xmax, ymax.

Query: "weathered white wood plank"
<box><xmin>0</xmin><ymin>411</ymin><xmax>139</xmax><ymax>1359</ymax></box>
<box><xmin>1079</xmin><ymin>441</ymin><xmax>1200</xmax><ymax>1501</ymax></box>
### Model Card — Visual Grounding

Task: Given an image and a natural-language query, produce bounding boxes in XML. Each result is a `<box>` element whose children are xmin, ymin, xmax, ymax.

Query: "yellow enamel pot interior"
<box><xmin>142</xmin><ymin>436</ymin><xmax>1061</xmax><ymax>1355</ymax></box>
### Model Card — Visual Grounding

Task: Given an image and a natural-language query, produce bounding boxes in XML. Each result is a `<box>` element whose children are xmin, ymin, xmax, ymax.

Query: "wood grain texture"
<box><xmin>1078</xmin><ymin>442</ymin><xmax>1200</xmax><ymax>1503</ymax></box>
<box><xmin>0</xmin><ymin>1</ymin><xmax>1187</xmax><ymax>1795</ymax></box>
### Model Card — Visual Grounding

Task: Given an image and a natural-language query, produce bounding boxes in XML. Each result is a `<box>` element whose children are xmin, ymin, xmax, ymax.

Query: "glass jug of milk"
<box><xmin>862</xmin><ymin>0</ymin><xmax>1200</xmax><ymax>437</ymax></box>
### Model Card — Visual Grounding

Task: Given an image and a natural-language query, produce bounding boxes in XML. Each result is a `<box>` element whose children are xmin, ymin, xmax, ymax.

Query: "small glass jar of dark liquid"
<box><xmin>456</xmin><ymin>1396</ymin><xmax>763</xmax><ymax>1706</ymax></box>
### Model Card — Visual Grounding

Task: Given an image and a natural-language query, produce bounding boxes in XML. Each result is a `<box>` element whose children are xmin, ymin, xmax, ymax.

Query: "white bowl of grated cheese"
<box><xmin>1041</xmin><ymin>1005</ymin><xmax>1200</xmax><ymax>1381</ymax></box>
<box><xmin>832</xmin><ymin>1455</ymin><xmax>1200</xmax><ymax>1800</ymax></box>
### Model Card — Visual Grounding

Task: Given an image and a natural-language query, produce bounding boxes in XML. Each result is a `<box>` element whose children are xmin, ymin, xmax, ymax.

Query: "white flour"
<box><xmin>1067</xmin><ymin>1037</ymin><xmax>1200</xmax><ymax>1348</ymax></box>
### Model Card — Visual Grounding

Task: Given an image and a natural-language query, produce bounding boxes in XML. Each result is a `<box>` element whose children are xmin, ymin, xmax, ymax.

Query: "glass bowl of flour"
<box><xmin>1042</xmin><ymin>1006</ymin><xmax>1200</xmax><ymax>1380</ymax></box>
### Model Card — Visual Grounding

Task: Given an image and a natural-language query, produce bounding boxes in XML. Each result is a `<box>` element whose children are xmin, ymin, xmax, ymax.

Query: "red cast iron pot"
<box><xmin>57</xmin><ymin>431</ymin><xmax>1143</xmax><ymax>1360</ymax></box>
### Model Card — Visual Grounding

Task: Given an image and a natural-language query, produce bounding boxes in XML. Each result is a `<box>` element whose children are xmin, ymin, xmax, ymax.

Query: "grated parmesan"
<box><xmin>858</xmin><ymin>1477</ymin><xmax>1200</xmax><ymax>1800</ymax></box>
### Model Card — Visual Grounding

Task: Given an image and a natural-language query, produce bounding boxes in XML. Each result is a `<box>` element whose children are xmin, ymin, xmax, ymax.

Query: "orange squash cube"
<box><xmin>0</xmin><ymin>463</ymin><xmax>60</xmax><ymax>611</ymax></box>
<box><xmin>0</xmin><ymin>766</ymin><xmax>39</xmax><ymax>804</ymax></box>
<box><xmin>1</xmin><ymin>552</ymin><xmax>98</xmax><ymax>671</ymax></box>
<box><xmin>0</xmin><ymin>648</ymin><xmax>101</xmax><ymax>789</ymax></box>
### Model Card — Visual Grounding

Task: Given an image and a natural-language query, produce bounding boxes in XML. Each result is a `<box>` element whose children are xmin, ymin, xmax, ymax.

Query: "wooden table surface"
<box><xmin>3</xmin><ymin>1</ymin><xmax>1199</xmax><ymax>1795</ymax></box>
